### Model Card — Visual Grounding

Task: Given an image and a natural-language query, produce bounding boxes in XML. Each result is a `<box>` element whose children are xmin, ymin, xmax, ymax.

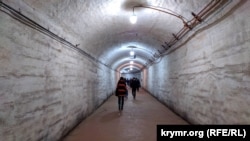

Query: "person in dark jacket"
<box><xmin>130</xmin><ymin>77</ymin><xmax>138</xmax><ymax>99</ymax></box>
<box><xmin>115</xmin><ymin>77</ymin><xmax>127</xmax><ymax>114</ymax></box>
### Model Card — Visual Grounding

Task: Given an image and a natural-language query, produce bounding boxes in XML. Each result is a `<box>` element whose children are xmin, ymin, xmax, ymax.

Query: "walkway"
<box><xmin>62</xmin><ymin>88</ymin><xmax>189</xmax><ymax>141</ymax></box>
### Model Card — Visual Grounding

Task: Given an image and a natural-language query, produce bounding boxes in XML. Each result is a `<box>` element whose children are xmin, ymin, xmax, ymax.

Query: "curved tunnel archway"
<box><xmin>1</xmin><ymin>0</ymin><xmax>250</xmax><ymax>140</ymax></box>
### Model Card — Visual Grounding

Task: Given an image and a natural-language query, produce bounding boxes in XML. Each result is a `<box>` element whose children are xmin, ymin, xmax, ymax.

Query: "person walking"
<box><xmin>115</xmin><ymin>77</ymin><xmax>127</xmax><ymax>115</ymax></box>
<box><xmin>130</xmin><ymin>77</ymin><xmax>138</xmax><ymax>99</ymax></box>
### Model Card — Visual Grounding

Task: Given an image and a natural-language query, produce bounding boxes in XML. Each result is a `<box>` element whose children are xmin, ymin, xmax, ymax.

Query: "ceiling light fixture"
<box><xmin>130</xmin><ymin>50</ymin><xmax>135</xmax><ymax>56</ymax></box>
<box><xmin>130</xmin><ymin>5</ymin><xmax>190</xmax><ymax>28</ymax></box>
<box><xmin>130</xmin><ymin>14</ymin><xmax>137</xmax><ymax>24</ymax></box>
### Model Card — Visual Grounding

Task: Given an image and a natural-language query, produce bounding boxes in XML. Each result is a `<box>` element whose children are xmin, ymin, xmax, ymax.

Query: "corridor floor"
<box><xmin>62</xmin><ymin>88</ymin><xmax>189</xmax><ymax>141</ymax></box>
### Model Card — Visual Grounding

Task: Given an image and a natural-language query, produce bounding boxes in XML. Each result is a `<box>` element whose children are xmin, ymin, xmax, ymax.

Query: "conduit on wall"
<box><xmin>144</xmin><ymin>0</ymin><xmax>225</xmax><ymax>67</ymax></box>
<box><xmin>0</xmin><ymin>1</ymin><xmax>113</xmax><ymax>69</ymax></box>
<box><xmin>162</xmin><ymin>0</ymin><xmax>223</xmax><ymax>49</ymax></box>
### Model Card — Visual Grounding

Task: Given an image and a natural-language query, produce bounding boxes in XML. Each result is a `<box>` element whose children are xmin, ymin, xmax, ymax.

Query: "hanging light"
<box><xmin>130</xmin><ymin>50</ymin><xmax>135</xmax><ymax>56</ymax></box>
<box><xmin>129</xmin><ymin>15</ymin><xmax>137</xmax><ymax>24</ymax></box>
<box><xmin>130</xmin><ymin>61</ymin><xmax>134</xmax><ymax>64</ymax></box>
<box><xmin>130</xmin><ymin>5</ymin><xmax>189</xmax><ymax>27</ymax></box>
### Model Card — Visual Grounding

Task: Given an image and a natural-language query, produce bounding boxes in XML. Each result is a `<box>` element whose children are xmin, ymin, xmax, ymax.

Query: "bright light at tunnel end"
<box><xmin>130</xmin><ymin>15</ymin><xmax>137</xmax><ymax>24</ymax></box>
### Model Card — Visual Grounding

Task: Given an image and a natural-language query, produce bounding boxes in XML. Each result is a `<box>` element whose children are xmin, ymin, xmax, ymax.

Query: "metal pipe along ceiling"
<box><xmin>0</xmin><ymin>0</ymin><xmax>231</xmax><ymax>74</ymax></box>
<box><xmin>118</xmin><ymin>0</ymin><xmax>226</xmax><ymax>72</ymax></box>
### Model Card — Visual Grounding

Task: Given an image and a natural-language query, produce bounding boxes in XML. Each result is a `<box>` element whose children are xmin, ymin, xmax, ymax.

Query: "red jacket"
<box><xmin>116</xmin><ymin>79</ymin><xmax>127</xmax><ymax>96</ymax></box>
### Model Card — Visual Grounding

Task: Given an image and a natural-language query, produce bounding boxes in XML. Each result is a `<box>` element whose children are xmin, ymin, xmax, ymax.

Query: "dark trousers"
<box><xmin>132</xmin><ymin>88</ymin><xmax>137</xmax><ymax>99</ymax></box>
<box><xmin>118</xmin><ymin>96</ymin><xmax>124</xmax><ymax>111</ymax></box>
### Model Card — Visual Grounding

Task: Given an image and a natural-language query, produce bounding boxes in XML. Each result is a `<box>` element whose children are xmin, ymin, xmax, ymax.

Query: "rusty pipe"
<box><xmin>165</xmin><ymin>0</ymin><xmax>223</xmax><ymax>49</ymax></box>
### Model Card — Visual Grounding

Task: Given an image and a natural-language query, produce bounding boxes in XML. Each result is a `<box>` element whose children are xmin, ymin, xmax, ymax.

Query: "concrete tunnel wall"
<box><xmin>143</xmin><ymin>0</ymin><xmax>250</xmax><ymax>124</ymax></box>
<box><xmin>0</xmin><ymin>3</ymin><xmax>116</xmax><ymax>141</ymax></box>
<box><xmin>0</xmin><ymin>0</ymin><xmax>250</xmax><ymax>141</ymax></box>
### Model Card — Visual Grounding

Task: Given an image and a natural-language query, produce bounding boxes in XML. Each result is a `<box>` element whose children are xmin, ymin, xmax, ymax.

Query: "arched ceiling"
<box><xmin>18</xmin><ymin>0</ymin><xmax>211</xmax><ymax>72</ymax></box>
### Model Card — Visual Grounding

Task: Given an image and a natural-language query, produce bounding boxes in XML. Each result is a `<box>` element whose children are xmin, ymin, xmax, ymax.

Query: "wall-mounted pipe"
<box><xmin>146</xmin><ymin>0</ymin><xmax>225</xmax><ymax>68</ymax></box>
<box><xmin>0</xmin><ymin>1</ymin><xmax>112</xmax><ymax>69</ymax></box>
<box><xmin>159</xmin><ymin>0</ymin><xmax>223</xmax><ymax>55</ymax></box>
<box><xmin>167</xmin><ymin>0</ymin><xmax>222</xmax><ymax>47</ymax></box>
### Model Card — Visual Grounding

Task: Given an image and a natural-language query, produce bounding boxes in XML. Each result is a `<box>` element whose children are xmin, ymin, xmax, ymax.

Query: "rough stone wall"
<box><xmin>144</xmin><ymin>0</ymin><xmax>250</xmax><ymax>124</ymax></box>
<box><xmin>0</xmin><ymin>4</ymin><xmax>115</xmax><ymax>141</ymax></box>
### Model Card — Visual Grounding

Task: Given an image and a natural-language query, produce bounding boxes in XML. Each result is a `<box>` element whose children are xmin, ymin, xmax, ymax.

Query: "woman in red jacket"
<box><xmin>115</xmin><ymin>77</ymin><xmax>127</xmax><ymax>114</ymax></box>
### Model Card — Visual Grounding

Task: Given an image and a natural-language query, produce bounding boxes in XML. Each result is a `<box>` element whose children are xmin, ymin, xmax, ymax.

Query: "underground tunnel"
<box><xmin>0</xmin><ymin>0</ymin><xmax>250</xmax><ymax>140</ymax></box>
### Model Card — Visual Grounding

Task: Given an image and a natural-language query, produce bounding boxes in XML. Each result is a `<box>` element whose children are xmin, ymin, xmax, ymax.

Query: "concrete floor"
<box><xmin>62</xmin><ymin>88</ymin><xmax>189</xmax><ymax>141</ymax></box>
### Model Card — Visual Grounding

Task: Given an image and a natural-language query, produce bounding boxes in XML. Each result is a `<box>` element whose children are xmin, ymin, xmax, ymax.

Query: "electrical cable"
<box><xmin>0</xmin><ymin>1</ymin><xmax>111</xmax><ymax>69</ymax></box>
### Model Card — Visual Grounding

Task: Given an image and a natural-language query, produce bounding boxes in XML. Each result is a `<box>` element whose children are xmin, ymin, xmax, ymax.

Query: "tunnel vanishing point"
<box><xmin>0</xmin><ymin>0</ymin><xmax>250</xmax><ymax>140</ymax></box>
